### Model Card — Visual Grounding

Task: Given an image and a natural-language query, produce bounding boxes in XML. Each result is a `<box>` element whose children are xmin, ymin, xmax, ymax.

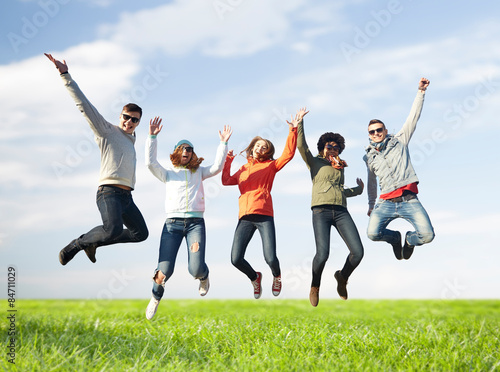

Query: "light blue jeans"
<box><xmin>367</xmin><ymin>197</ymin><xmax>435</xmax><ymax>246</ymax></box>
<box><xmin>152</xmin><ymin>218</ymin><xmax>208</xmax><ymax>300</ymax></box>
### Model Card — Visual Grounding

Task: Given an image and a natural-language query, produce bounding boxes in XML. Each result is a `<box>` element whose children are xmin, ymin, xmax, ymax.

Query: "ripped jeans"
<box><xmin>151</xmin><ymin>218</ymin><xmax>208</xmax><ymax>300</ymax></box>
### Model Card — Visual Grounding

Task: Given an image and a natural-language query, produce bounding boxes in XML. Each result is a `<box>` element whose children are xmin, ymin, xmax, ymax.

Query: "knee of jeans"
<box><xmin>140</xmin><ymin>227</ymin><xmax>149</xmax><ymax>241</ymax></box>
<box><xmin>420</xmin><ymin>231</ymin><xmax>435</xmax><ymax>244</ymax></box>
<box><xmin>367</xmin><ymin>232</ymin><xmax>381</xmax><ymax>241</ymax></box>
<box><xmin>314</xmin><ymin>250</ymin><xmax>329</xmax><ymax>264</ymax></box>
<box><xmin>352</xmin><ymin>250</ymin><xmax>364</xmax><ymax>264</ymax></box>
<box><xmin>231</xmin><ymin>252</ymin><xmax>244</xmax><ymax>267</ymax></box>
<box><xmin>153</xmin><ymin>269</ymin><xmax>167</xmax><ymax>286</ymax></box>
<box><xmin>106</xmin><ymin>224</ymin><xmax>124</xmax><ymax>240</ymax></box>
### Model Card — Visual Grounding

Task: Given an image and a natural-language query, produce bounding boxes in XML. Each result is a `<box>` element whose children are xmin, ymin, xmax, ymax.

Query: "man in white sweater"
<box><xmin>46</xmin><ymin>53</ymin><xmax>149</xmax><ymax>266</ymax></box>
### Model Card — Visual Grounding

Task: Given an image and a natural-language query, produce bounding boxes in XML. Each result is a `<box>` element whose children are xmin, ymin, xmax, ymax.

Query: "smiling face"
<box><xmin>252</xmin><ymin>140</ymin><xmax>269</xmax><ymax>159</ymax></box>
<box><xmin>368</xmin><ymin>123</ymin><xmax>388</xmax><ymax>143</ymax></box>
<box><xmin>322</xmin><ymin>141</ymin><xmax>340</xmax><ymax>160</ymax></box>
<box><xmin>119</xmin><ymin>110</ymin><xmax>141</xmax><ymax>134</ymax></box>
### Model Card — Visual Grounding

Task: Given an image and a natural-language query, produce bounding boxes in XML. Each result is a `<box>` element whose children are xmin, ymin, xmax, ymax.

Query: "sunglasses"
<box><xmin>369</xmin><ymin>127</ymin><xmax>384</xmax><ymax>135</ymax></box>
<box><xmin>325</xmin><ymin>144</ymin><xmax>340</xmax><ymax>151</ymax></box>
<box><xmin>181</xmin><ymin>146</ymin><xmax>193</xmax><ymax>153</ymax></box>
<box><xmin>122</xmin><ymin>113</ymin><xmax>140</xmax><ymax>124</ymax></box>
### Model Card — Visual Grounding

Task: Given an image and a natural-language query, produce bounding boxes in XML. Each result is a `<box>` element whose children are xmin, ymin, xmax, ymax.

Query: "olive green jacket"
<box><xmin>297</xmin><ymin>120</ymin><xmax>363</xmax><ymax>208</ymax></box>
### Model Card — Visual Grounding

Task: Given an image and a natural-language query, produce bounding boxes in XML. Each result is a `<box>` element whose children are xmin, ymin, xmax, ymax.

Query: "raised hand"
<box><xmin>44</xmin><ymin>53</ymin><xmax>68</xmax><ymax>74</ymax></box>
<box><xmin>219</xmin><ymin>125</ymin><xmax>233</xmax><ymax>142</ymax></box>
<box><xmin>286</xmin><ymin>107</ymin><xmax>309</xmax><ymax>128</ymax></box>
<box><xmin>418</xmin><ymin>77</ymin><xmax>430</xmax><ymax>91</ymax></box>
<box><xmin>356</xmin><ymin>177</ymin><xmax>364</xmax><ymax>191</ymax></box>
<box><xmin>149</xmin><ymin>116</ymin><xmax>163</xmax><ymax>135</ymax></box>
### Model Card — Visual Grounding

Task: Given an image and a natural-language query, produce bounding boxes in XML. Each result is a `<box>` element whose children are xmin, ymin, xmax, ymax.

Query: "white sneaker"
<box><xmin>199</xmin><ymin>276</ymin><xmax>210</xmax><ymax>296</ymax></box>
<box><xmin>145</xmin><ymin>297</ymin><xmax>160</xmax><ymax>320</ymax></box>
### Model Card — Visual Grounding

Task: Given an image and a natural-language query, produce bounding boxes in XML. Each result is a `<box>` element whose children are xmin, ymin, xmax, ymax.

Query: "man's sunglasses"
<box><xmin>122</xmin><ymin>113</ymin><xmax>140</xmax><ymax>124</ymax></box>
<box><xmin>369</xmin><ymin>127</ymin><xmax>384</xmax><ymax>135</ymax></box>
<box><xmin>325</xmin><ymin>144</ymin><xmax>340</xmax><ymax>151</ymax></box>
<box><xmin>181</xmin><ymin>146</ymin><xmax>193</xmax><ymax>153</ymax></box>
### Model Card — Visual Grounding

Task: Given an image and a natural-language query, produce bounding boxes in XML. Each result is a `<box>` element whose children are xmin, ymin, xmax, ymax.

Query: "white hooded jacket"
<box><xmin>146</xmin><ymin>136</ymin><xmax>228</xmax><ymax>218</ymax></box>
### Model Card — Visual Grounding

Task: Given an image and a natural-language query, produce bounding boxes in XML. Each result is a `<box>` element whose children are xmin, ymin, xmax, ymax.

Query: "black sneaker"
<box><xmin>59</xmin><ymin>239</ymin><xmax>81</xmax><ymax>265</ymax></box>
<box><xmin>84</xmin><ymin>244</ymin><xmax>97</xmax><ymax>263</ymax></box>
<box><xmin>391</xmin><ymin>231</ymin><xmax>403</xmax><ymax>260</ymax></box>
<box><xmin>334</xmin><ymin>270</ymin><xmax>348</xmax><ymax>300</ymax></box>
<box><xmin>403</xmin><ymin>232</ymin><xmax>415</xmax><ymax>260</ymax></box>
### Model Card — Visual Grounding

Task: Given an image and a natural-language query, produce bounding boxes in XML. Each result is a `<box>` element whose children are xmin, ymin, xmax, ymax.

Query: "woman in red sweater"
<box><xmin>222</xmin><ymin>108</ymin><xmax>307</xmax><ymax>299</ymax></box>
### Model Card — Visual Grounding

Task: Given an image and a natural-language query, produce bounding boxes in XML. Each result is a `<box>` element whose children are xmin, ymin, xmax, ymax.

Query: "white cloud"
<box><xmin>98</xmin><ymin>0</ymin><xmax>321</xmax><ymax>57</ymax></box>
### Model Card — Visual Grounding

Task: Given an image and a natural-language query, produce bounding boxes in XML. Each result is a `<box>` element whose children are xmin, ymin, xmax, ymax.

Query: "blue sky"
<box><xmin>1</xmin><ymin>0</ymin><xmax>499</xmax><ymax>301</ymax></box>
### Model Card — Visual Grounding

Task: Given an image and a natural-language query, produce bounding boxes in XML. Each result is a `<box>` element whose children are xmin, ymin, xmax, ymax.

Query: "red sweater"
<box><xmin>222</xmin><ymin>127</ymin><xmax>297</xmax><ymax>219</ymax></box>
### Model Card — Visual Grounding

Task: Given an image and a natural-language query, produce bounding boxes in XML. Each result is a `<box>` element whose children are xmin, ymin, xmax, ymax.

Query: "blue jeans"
<box><xmin>78</xmin><ymin>185</ymin><xmax>148</xmax><ymax>249</ymax></box>
<box><xmin>231</xmin><ymin>214</ymin><xmax>280</xmax><ymax>281</ymax></box>
<box><xmin>311</xmin><ymin>205</ymin><xmax>364</xmax><ymax>287</ymax></box>
<box><xmin>152</xmin><ymin>218</ymin><xmax>208</xmax><ymax>300</ymax></box>
<box><xmin>367</xmin><ymin>197</ymin><xmax>435</xmax><ymax>246</ymax></box>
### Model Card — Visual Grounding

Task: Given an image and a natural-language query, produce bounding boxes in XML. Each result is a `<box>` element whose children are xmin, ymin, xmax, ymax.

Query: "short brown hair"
<box><xmin>243</xmin><ymin>136</ymin><xmax>275</xmax><ymax>161</ymax></box>
<box><xmin>122</xmin><ymin>103</ymin><xmax>142</xmax><ymax>118</ymax></box>
<box><xmin>368</xmin><ymin>119</ymin><xmax>385</xmax><ymax>128</ymax></box>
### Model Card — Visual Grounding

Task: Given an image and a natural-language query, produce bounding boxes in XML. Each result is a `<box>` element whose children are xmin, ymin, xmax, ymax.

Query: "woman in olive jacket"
<box><xmin>297</xmin><ymin>110</ymin><xmax>364</xmax><ymax>307</ymax></box>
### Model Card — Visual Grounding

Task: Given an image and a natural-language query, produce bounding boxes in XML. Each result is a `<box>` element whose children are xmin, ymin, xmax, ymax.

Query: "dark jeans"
<box><xmin>231</xmin><ymin>214</ymin><xmax>280</xmax><ymax>281</ymax></box>
<box><xmin>152</xmin><ymin>218</ymin><xmax>208</xmax><ymax>300</ymax></box>
<box><xmin>311</xmin><ymin>205</ymin><xmax>364</xmax><ymax>287</ymax></box>
<box><xmin>77</xmin><ymin>185</ymin><xmax>148</xmax><ymax>249</ymax></box>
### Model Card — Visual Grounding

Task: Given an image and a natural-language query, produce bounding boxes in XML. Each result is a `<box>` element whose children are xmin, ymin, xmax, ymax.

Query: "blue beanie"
<box><xmin>174</xmin><ymin>139</ymin><xmax>194</xmax><ymax>151</ymax></box>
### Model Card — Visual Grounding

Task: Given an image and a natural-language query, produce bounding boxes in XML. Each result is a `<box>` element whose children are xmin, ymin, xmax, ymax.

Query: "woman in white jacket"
<box><xmin>145</xmin><ymin>117</ymin><xmax>232</xmax><ymax>320</ymax></box>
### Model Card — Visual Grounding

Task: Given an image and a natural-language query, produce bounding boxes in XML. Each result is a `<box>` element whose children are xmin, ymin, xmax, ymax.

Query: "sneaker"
<box><xmin>272</xmin><ymin>275</ymin><xmax>282</xmax><ymax>297</ymax></box>
<box><xmin>145</xmin><ymin>297</ymin><xmax>160</xmax><ymax>320</ymax></box>
<box><xmin>252</xmin><ymin>272</ymin><xmax>263</xmax><ymax>299</ymax></box>
<box><xmin>403</xmin><ymin>232</ymin><xmax>415</xmax><ymax>260</ymax></box>
<box><xmin>83</xmin><ymin>244</ymin><xmax>98</xmax><ymax>263</ymax></box>
<box><xmin>391</xmin><ymin>231</ymin><xmax>403</xmax><ymax>260</ymax></box>
<box><xmin>334</xmin><ymin>270</ymin><xmax>348</xmax><ymax>300</ymax></box>
<box><xmin>309</xmin><ymin>286</ymin><xmax>319</xmax><ymax>307</ymax></box>
<box><xmin>199</xmin><ymin>276</ymin><xmax>210</xmax><ymax>296</ymax></box>
<box><xmin>59</xmin><ymin>239</ymin><xmax>81</xmax><ymax>266</ymax></box>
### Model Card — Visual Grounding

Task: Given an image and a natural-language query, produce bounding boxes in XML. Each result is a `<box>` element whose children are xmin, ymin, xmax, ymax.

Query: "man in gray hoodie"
<box><xmin>363</xmin><ymin>78</ymin><xmax>434</xmax><ymax>261</ymax></box>
<box><xmin>46</xmin><ymin>53</ymin><xmax>149</xmax><ymax>266</ymax></box>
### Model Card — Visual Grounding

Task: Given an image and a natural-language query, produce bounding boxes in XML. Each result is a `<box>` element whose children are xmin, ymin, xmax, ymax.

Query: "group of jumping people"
<box><xmin>46</xmin><ymin>54</ymin><xmax>435</xmax><ymax>320</ymax></box>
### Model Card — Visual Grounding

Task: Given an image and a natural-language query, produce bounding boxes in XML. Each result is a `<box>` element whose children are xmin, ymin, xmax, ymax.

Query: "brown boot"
<box><xmin>309</xmin><ymin>286</ymin><xmax>319</xmax><ymax>307</ymax></box>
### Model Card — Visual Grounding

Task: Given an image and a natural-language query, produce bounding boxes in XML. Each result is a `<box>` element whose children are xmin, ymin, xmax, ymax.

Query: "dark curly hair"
<box><xmin>317</xmin><ymin>132</ymin><xmax>345</xmax><ymax>154</ymax></box>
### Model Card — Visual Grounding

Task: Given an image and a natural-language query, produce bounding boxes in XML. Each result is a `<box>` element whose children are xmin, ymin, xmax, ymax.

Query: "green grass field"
<box><xmin>2</xmin><ymin>299</ymin><xmax>499</xmax><ymax>371</ymax></box>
